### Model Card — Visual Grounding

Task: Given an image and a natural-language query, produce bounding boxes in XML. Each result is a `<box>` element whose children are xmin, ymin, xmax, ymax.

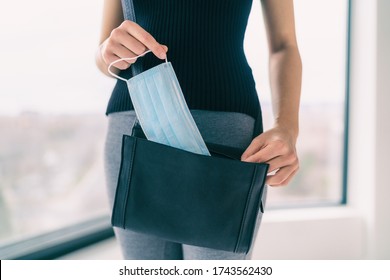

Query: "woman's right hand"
<box><xmin>98</xmin><ymin>20</ymin><xmax>168</xmax><ymax>73</ymax></box>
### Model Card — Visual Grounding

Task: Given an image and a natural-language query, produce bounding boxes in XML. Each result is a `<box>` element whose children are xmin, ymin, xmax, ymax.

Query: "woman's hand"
<box><xmin>97</xmin><ymin>20</ymin><xmax>168</xmax><ymax>75</ymax></box>
<box><xmin>241</xmin><ymin>125</ymin><xmax>299</xmax><ymax>187</ymax></box>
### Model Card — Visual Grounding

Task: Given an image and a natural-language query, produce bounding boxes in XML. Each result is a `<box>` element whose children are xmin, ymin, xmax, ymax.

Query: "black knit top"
<box><xmin>106</xmin><ymin>0</ymin><xmax>260</xmax><ymax>119</ymax></box>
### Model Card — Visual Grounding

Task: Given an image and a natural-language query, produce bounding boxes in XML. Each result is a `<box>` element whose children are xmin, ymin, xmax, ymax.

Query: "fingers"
<box><xmin>243</xmin><ymin>143</ymin><xmax>283</xmax><ymax>163</ymax></box>
<box><xmin>241</xmin><ymin>126</ymin><xmax>300</xmax><ymax>187</ymax></box>
<box><xmin>262</xmin><ymin>151</ymin><xmax>299</xmax><ymax>187</ymax></box>
<box><xmin>266</xmin><ymin>152</ymin><xmax>298</xmax><ymax>173</ymax></box>
<box><xmin>241</xmin><ymin>136</ymin><xmax>265</xmax><ymax>161</ymax></box>
<box><xmin>111</xmin><ymin>44</ymin><xmax>139</xmax><ymax>69</ymax></box>
<box><xmin>266</xmin><ymin>164</ymin><xmax>299</xmax><ymax>187</ymax></box>
<box><xmin>242</xmin><ymin>136</ymin><xmax>287</xmax><ymax>163</ymax></box>
<box><xmin>101</xmin><ymin>20</ymin><xmax>168</xmax><ymax>70</ymax></box>
<box><xmin>113</xmin><ymin>28</ymin><xmax>147</xmax><ymax>55</ymax></box>
<box><xmin>103</xmin><ymin>53</ymin><xmax>130</xmax><ymax>70</ymax></box>
<box><xmin>121</xmin><ymin>20</ymin><xmax>167</xmax><ymax>59</ymax></box>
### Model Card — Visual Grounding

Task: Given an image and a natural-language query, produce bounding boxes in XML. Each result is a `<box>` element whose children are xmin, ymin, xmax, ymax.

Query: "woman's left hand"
<box><xmin>241</xmin><ymin>126</ymin><xmax>299</xmax><ymax>187</ymax></box>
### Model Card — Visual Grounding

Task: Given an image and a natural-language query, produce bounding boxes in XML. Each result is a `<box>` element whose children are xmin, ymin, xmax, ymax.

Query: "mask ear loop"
<box><xmin>107</xmin><ymin>49</ymin><xmax>168</xmax><ymax>82</ymax></box>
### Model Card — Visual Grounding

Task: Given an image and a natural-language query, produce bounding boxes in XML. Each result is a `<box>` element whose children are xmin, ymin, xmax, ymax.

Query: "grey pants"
<box><xmin>104</xmin><ymin>110</ymin><xmax>267</xmax><ymax>260</ymax></box>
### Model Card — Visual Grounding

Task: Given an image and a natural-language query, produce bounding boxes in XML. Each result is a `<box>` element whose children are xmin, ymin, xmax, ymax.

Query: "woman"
<box><xmin>96</xmin><ymin>0</ymin><xmax>301</xmax><ymax>260</ymax></box>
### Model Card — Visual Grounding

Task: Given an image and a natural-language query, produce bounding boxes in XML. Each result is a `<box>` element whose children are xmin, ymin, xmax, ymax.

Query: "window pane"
<box><xmin>0</xmin><ymin>0</ymin><xmax>112</xmax><ymax>244</ymax></box>
<box><xmin>244</xmin><ymin>0</ymin><xmax>348</xmax><ymax>206</ymax></box>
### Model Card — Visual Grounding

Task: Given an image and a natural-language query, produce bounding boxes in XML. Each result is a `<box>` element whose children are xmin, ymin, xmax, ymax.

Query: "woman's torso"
<box><xmin>106</xmin><ymin>0</ymin><xmax>260</xmax><ymax>119</ymax></box>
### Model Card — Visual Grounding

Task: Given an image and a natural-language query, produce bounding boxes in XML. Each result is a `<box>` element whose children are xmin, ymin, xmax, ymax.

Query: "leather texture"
<box><xmin>111</xmin><ymin>123</ymin><xmax>269</xmax><ymax>253</ymax></box>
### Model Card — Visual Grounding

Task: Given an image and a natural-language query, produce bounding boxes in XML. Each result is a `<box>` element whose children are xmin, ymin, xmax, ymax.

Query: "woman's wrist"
<box><xmin>273</xmin><ymin>118</ymin><xmax>299</xmax><ymax>142</ymax></box>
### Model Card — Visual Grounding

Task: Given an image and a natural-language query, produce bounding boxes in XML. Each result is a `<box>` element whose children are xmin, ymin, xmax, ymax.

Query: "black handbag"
<box><xmin>111</xmin><ymin>122</ymin><xmax>269</xmax><ymax>254</ymax></box>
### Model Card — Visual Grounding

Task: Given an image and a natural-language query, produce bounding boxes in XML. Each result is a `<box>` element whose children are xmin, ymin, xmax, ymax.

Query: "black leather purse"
<box><xmin>111</xmin><ymin>122</ymin><xmax>269</xmax><ymax>253</ymax></box>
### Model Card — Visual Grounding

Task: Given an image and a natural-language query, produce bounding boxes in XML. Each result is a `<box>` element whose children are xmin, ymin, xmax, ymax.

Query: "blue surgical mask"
<box><xmin>108</xmin><ymin>50</ymin><xmax>210</xmax><ymax>156</ymax></box>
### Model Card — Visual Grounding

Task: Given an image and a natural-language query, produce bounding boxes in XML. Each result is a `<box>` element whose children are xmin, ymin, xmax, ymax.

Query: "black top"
<box><xmin>106</xmin><ymin>0</ymin><xmax>260</xmax><ymax>119</ymax></box>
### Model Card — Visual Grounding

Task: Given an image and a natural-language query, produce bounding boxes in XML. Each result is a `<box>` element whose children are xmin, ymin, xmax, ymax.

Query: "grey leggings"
<box><xmin>104</xmin><ymin>110</ymin><xmax>267</xmax><ymax>260</ymax></box>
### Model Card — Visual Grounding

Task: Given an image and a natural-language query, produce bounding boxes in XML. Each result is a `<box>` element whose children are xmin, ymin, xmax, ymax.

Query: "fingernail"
<box><xmin>157</xmin><ymin>51</ymin><xmax>165</xmax><ymax>59</ymax></box>
<box><xmin>159</xmin><ymin>46</ymin><xmax>168</xmax><ymax>59</ymax></box>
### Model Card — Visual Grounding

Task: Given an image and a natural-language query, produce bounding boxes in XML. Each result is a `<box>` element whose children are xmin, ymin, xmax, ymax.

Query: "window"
<box><xmin>0</xmin><ymin>0</ymin><xmax>113</xmax><ymax>248</ymax></box>
<box><xmin>0</xmin><ymin>0</ymin><xmax>349</xmax><ymax>256</ymax></box>
<box><xmin>244</xmin><ymin>0</ymin><xmax>349</xmax><ymax>207</ymax></box>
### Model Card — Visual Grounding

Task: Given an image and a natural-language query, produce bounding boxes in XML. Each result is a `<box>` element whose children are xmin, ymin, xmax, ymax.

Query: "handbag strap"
<box><xmin>121</xmin><ymin>0</ymin><xmax>143</xmax><ymax>129</ymax></box>
<box><xmin>121</xmin><ymin>0</ymin><xmax>142</xmax><ymax>76</ymax></box>
<box><xmin>121</xmin><ymin>0</ymin><xmax>136</xmax><ymax>22</ymax></box>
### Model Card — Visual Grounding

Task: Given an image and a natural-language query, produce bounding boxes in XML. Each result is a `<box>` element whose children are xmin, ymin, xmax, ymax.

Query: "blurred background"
<box><xmin>0</xmin><ymin>0</ymin><xmax>389</xmax><ymax>259</ymax></box>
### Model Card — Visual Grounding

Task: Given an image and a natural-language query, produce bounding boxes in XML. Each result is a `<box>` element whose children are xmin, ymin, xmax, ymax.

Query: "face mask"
<box><xmin>108</xmin><ymin>50</ymin><xmax>210</xmax><ymax>156</ymax></box>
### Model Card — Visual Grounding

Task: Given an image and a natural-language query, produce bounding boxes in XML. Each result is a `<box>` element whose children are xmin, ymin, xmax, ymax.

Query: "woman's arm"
<box><xmin>241</xmin><ymin>0</ymin><xmax>302</xmax><ymax>187</ymax></box>
<box><xmin>95</xmin><ymin>0</ymin><xmax>168</xmax><ymax>77</ymax></box>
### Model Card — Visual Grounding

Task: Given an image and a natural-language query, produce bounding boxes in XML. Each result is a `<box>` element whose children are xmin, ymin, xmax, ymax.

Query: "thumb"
<box><xmin>162</xmin><ymin>45</ymin><xmax>168</xmax><ymax>52</ymax></box>
<box><xmin>241</xmin><ymin>134</ymin><xmax>266</xmax><ymax>161</ymax></box>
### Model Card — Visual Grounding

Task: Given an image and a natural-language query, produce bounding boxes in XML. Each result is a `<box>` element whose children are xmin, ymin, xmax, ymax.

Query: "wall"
<box><xmin>371</xmin><ymin>0</ymin><xmax>390</xmax><ymax>258</ymax></box>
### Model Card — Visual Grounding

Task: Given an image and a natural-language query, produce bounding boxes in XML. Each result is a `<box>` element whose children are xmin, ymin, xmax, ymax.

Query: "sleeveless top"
<box><xmin>106</xmin><ymin>0</ymin><xmax>260</xmax><ymax>119</ymax></box>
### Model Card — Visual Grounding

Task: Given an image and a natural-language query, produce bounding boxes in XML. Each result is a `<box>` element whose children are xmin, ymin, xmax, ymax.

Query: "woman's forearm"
<box><xmin>268</xmin><ymin>45</ymin><xmax>302</xmax><ymax>141</ymax></box>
